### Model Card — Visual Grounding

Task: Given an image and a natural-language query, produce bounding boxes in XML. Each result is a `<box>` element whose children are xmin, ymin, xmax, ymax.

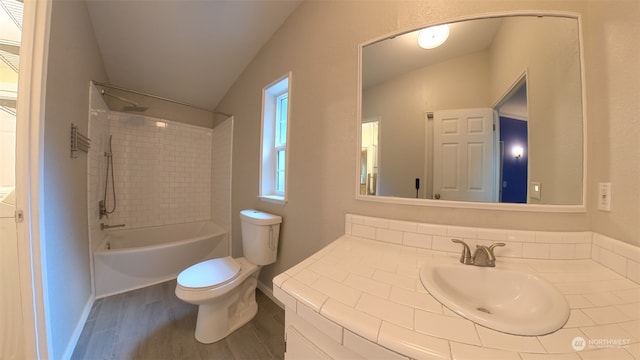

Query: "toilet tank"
<box><xmin>240</xmin><ymin>209</ymin><xmax>282</xmax><ymax>265</ymax></box>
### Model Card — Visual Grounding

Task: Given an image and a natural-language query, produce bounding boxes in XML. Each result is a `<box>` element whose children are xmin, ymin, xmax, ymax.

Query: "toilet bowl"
<box><xmin>175</xmin><ymin>209</ymin><xmax>282</xmax><ymax>343</ymax></box>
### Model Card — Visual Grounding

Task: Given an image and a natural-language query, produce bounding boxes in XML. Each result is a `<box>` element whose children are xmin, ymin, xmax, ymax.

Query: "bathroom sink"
<box><xmin>419</xmin><ymin>263</ymin><xmax>569</xmax><ymax>336</ymax></box>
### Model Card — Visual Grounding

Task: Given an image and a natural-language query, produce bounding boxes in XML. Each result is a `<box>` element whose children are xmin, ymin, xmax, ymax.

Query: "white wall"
<box><xmin>216</xmin><ymin>0</ymin><xmax>640</xmax><ymax>293</ymax></box>
<box><xmin>43</xmin><ymin>1</ymin><xmax>108</xmax><ymax>358</ymax></box>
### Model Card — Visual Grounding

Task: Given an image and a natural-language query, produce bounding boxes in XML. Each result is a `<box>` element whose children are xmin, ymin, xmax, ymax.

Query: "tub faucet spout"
<box><xmin>101</xmin><ymin>223</ymin><xmax>125</xmax><ymax>231</ymax></box>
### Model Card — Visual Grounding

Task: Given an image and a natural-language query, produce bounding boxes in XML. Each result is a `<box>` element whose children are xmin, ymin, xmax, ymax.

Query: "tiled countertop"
<box><xmin>273</xmin><ymin>235</ymin><xmax>640</xmax><ymax>360</ymax></box>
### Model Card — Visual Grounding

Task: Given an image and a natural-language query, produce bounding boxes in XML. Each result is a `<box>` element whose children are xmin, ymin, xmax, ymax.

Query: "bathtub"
<box><xmin>94</xmin><ymin>221</ymin><xmax>226</xmax><ymax>298</ymax></box>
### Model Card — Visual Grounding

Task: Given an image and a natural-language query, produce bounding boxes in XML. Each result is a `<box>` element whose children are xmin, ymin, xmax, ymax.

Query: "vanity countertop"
<box><xmin>273</xmin><ymin>235</ymin><xmax>640</xmax><ymax>360</ymax></box>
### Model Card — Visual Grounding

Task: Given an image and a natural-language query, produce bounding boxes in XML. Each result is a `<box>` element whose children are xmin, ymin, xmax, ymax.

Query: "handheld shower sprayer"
<box><xmin>99</xmin><ymin>135</ymin><xmax>117</xmax><ymax>219</ymax></box>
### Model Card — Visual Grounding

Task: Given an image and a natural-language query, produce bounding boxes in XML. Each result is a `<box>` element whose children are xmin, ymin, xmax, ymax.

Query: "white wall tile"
<box><xmin>344</xmin><ymin>214</ymin><xmax>640</xmax><ymax>283</ymax></box>
<box><xmin>343</xmin><ymin>330</ymin><xmax>409</xmax><ymax>360</ymax></box>
<box><xmin>476</xmin><ymin>227</ymin><xmax>508</xmax><ymax>241</ymax></box>
<box><xmin>402</xmin><ymin>232</ymin><xmax>432</xmax><ymax>249</ymax></box>
<box><xmin>476</xmin><ymin>326</ymin><xmax>544</xmax><ymax>353</ymax></box>
<box><xmin>388</xmin><ymin>219</ymin><xmax>417</xmax><ymax>233</ymax></box>
<box><xmin>416</xmin><ymin>223</ymin><xmax>447</xmax><ymax>236</ymax></box>
<box><xmin>432</xmin><ymin>235</ymin><xmax>462</xmax><ymax>252</ymax></box>
<box><xmin>344</xmin><ymin>273</ymin><xmax>391</xmax><ymax>299</ymax></box>
<box><xmin>523</xmin><ymin>243</ymin><xmax>551</xmax><ymax>259</ymax></box>
<box><xmin>537</xmin><ymin>328</ymin><xmax>586</xmax><ymax>353</ymax></box>
<box><xmin>448</xmin><ymin>225</ymin><xmax>477</xmax><ymax>239</ymax></box>
<box><xmin>507</xmin><ymin>230</ymin><xmax>536</xmax><ymax>243</ymax></box>
<box><xmin>376</xmin><ymin>228</ymin><xmax>403</xmax><ymax>244</ymax></box>
<box><xmin>356</xmin><ymin>293</ymin><xmax>414</xmax><ymax>330</ymax></box>
<box><xmin>320</xmin><ymin>298</ymin><xmax>381</xmax><ymax>342</ymax></box>
<box><xmin>352</xmin><ymin>223</ymin><xmax>376</xmax><ymax>239</ymax></box>
<box><xmin>104</xmin><ymin>113</ymin><xmax>213</xmax><ymax>230</ymax></box>
<box><xmin>549</xmin><ymin>243</ymin><xmax>576</xmax><ymax>259</ymax></box>
<box><xmin>378</xmin><ymin>321</ymin><xmax>450</xmax><ymax>360</ymax></box>
<box><xmin>297</xmin><ymin>303</ymin><xmax>343</xmax><ymax>344</ymax></box>
<box><xmin>372</xmin><ymin>269</ymin><xmax>416</xmax><ymax>290</ymax></box>
<box><xmin>414</xmin><ymin>310</ymin><xmax>481</xmax><ymax>345</ymax></box>
<box><xmin>450</xmin><ymin>342</ymin><xmax>521</xmax><ymax>360</ymax></box>
<box><xmin>313</xmin><ymin>277</ymin><xmax>361</xmax><ymax>307</ymax></box>
<box><xmin>282</xmin><ymin>278</ymin><xmax>328</xmax><ymax>312</ymax></box>
<box><xmin>627</xmin><ymin>261</ymin><xmax>640</xmax><ymax>284</ymax></box>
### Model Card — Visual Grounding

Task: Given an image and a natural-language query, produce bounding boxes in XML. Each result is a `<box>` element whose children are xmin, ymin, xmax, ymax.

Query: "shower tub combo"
<box><xmin>94</xmin><ymin>221</ymin><xmax>225</xmax><ymax>298</ymax></box>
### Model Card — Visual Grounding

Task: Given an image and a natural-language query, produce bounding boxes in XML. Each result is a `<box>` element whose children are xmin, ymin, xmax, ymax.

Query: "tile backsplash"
<box><xmin>345</xmin><ymin>214</ymin><xmax>640</xmax><ymax>284</ymax></box>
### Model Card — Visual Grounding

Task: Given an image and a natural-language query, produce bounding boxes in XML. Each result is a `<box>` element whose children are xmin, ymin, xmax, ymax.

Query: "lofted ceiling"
<box><xmin>85</xmin><ymin>0</ymin><xmax>301</xmax><ymax>112</ymax></box>
<box><xmin>363</xmin><ymin>17</ymin><xmax>502</xmax><ymax>89</ymax></box>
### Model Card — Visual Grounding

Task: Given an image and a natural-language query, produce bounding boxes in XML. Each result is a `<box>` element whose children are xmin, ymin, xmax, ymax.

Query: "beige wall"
<box><xmin>363</xmin><ymin>50</ymin><xmax>490</xmax><ymax>198</ymax></box>
<box><xmin>584</xmin><ymin>1</ymin><xmax>640</xmax><ymax>247</ymax></box>
<box><xmin>43</xmin><ymin>0</ymin><xmax>108</xmax><ymax>358</ymax></box>
<box><xmin>490</xmin><ymin>16</ymin><xmax>583</xmax><ymax>205</ymax></box>
<box><xmin>217</xmin><ymin>0</ymin><xmax>639</xmax><ymax>291</ymax></box>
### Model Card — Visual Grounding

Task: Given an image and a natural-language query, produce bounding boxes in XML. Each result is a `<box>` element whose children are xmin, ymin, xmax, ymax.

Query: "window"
<box><xmin>260</xmin><ymin>73</ymin><xmax>290</xmax><ymax>203</ymax></box>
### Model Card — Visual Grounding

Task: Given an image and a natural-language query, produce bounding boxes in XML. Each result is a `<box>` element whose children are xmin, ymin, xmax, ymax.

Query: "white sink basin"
<box><xmin>419</xmin><ymin>263</ymin><xmax>569</xmax><ymax>336</ymax></box>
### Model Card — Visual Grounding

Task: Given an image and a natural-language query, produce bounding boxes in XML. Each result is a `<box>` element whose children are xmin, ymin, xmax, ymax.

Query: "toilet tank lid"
<box><xmin>240</xmin><ymin>209</ymin><xmax>282</xmax><ymax>225</ymax></box>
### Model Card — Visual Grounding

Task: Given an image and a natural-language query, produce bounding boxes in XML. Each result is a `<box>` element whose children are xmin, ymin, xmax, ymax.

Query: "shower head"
<box><xmin>101</xmin><ymin>89</ymin><xmax>148</xmax><ymax>112</ymax></box>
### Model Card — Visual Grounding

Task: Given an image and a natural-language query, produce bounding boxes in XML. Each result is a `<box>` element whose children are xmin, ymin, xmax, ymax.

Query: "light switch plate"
<box><xmin>598</xmin><ymin>182</ymin><xmax>612</xmax><ymax>211</ymax></box>
<box><xmin>530</xmin><ymin>182</ymin><xmax>541</xmax><ymax>200</ymax></box>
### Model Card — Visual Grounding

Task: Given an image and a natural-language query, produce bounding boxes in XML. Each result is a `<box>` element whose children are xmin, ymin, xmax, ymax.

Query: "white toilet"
<box><xmin>175</xmin><ymin>209</ymin><xmax>282</xmax><ymax>343</ymax></box>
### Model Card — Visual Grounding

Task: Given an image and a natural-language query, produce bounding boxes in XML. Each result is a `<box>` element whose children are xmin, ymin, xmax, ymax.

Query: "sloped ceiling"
<box><xmin>86</xmin><ymin>0</ymin><xmax>301</xmax><ymax>112</ymax></box>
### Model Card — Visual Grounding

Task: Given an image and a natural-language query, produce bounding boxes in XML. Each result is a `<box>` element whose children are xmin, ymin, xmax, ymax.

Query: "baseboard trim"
<box><xmin>61</xmin><ymin>293</ymin><xmax>95</xmax><ymax>360</ymax></box>
<box><xmin>257</xmin><ymin>280</ymin><xmax>284</xmax><ymax>309</ymax></box>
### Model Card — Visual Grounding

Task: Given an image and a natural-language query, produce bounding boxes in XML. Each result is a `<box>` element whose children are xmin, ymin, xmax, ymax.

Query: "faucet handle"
<box><xmin>452</xmin><ymin>239</ymin><xmax>473</xmax><ymax>264</ymax></box>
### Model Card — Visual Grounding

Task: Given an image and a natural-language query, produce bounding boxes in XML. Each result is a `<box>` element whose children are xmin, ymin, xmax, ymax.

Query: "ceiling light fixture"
<box><xmin>417</xmin><ymin>24</ymin><xmax>450</xmax><ymax>49</ymax></box>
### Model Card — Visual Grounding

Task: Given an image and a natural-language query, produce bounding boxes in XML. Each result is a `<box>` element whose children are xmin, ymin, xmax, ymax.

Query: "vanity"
<box><xmin>272</xmin><ymin>9</ymin><xmax>638</xmax><ymax>360</ymax></box>
<box><xmin>273</xmin><ymin>214</ymin><xmax>640</xmax><ymax>359</ymax></box>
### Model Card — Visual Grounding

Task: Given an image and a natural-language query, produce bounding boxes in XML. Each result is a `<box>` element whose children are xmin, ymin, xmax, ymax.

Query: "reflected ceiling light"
<box><xmin>417</xmin><ymin>24</ymin><xmax>450</xmax><ymax>49</ymax></box>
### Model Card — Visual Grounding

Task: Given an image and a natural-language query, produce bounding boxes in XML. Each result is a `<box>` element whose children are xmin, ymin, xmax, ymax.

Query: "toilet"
<box><xmin>175</xmin><ymin>209</ymin><xmax>282</xmax><ymax>343</ymax></box>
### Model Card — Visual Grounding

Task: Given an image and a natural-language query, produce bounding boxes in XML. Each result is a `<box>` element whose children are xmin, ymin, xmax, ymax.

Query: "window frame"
<box><xmin>259</xmin><ymin>72</ymin><xmax>291</xmax><ymax>204</ymax></box>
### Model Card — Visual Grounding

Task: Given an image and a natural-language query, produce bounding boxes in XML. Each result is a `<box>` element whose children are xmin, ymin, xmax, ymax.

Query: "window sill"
<box><xmin>258</xmin><ymin>195</ymin><xmax>287</xmax><ymax>205</ymax></box>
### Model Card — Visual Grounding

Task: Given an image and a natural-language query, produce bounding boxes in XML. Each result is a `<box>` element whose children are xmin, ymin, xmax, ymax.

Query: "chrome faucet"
<box><xmin>100</xmin><ymin>223</ymin><xmax>125</xmax><ymax>231</ymax></box>
<box><xmin>451</xmin><ymin>239</ymin><xmax>505</xmax><ymax>267</ymax></box>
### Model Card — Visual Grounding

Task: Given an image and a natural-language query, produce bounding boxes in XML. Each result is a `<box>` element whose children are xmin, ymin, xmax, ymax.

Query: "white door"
<box><xmin>432</xmin><ymin>108</ymin><xmax>498</xmax><ymax>202</ymax></box>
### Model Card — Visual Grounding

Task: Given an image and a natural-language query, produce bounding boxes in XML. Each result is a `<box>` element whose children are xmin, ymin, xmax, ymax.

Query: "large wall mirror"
<box><xmin>357</xmin><ymin>12</ymin><xmax>585</xmax><ymax>211</ymax></box>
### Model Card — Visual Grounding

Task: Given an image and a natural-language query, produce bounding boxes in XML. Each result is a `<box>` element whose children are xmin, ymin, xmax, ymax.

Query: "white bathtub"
<box><xmin>94</xmin><ymin>221</ymin><xmax>226</xmax><ymax>298</ymax></box>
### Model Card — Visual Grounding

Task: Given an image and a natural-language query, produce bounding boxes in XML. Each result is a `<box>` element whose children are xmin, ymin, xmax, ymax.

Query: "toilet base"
<box><xmin>194</xmin><ymin>274</ymin><xmax>259</xmax><ymax>343</ymax></box>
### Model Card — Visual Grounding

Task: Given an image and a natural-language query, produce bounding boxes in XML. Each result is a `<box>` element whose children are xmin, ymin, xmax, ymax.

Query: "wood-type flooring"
<box><xmin>71</xmin><ymin>280</ymin><xmax>285</xmax><ymax>360</ymax></box>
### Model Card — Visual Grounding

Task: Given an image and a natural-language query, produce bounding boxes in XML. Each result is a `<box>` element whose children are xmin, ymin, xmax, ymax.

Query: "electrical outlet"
<box><xmin>598</xmin><ymin>182</ymin><xmax>612</xmax><ymax>211</ymax></box>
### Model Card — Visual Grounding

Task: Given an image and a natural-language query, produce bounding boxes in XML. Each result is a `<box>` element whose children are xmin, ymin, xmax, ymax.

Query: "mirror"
<box><xmin>359</xmin><ymin>13</ymin><xmax>584</xmax><ymax>208</ymax></box>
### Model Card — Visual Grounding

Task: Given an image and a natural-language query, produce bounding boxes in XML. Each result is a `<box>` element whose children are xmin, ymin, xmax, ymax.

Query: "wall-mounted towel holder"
<box><xmin>71</xmin><ymin>123</ymin><xmax>91</xmax><ymax>158</ymax></box>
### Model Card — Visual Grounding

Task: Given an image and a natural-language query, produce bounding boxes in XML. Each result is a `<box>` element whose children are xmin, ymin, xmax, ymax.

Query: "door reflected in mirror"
<box><xmin>360</xmin><ymin>120</ymin><xmax>379</xmax><ymax>195</ymax></box>
<box><xmin>359</xmin><ymin>13</ymin><xmax>584</xmax><ymax>207</ymax></box>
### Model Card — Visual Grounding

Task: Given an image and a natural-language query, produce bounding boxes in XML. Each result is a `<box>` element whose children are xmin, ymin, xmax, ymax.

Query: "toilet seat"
<box><xmin>177</xmin><ymin>256</ymin><xmax>240</xmax><ymax>290</ymax></box>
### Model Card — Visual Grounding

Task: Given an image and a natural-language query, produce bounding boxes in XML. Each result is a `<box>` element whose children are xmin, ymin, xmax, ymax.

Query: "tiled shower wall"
<box><xmin>88</xmin><ymin>82</ymin><xmax>228</xmax><ymax>236</ymax></box>
<box><xmin>105</xmin><ymin>112</ymin><xmax>213</xmax><ymax>229</ymax></box>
